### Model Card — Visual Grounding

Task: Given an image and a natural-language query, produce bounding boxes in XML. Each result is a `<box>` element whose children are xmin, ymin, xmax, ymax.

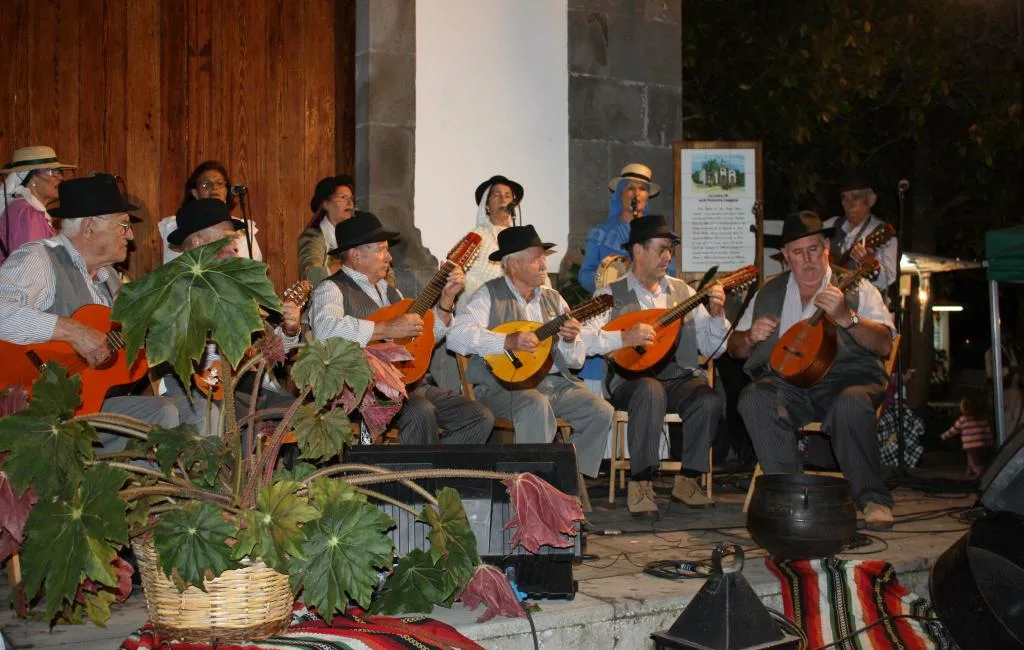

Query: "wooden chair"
<box><xmin>742</xmin><ymin>334</ymin><xmax>902</xmax><ymax>512</ymax></box>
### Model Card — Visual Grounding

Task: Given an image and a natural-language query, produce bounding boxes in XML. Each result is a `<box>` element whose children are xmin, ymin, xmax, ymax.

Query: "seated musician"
<box><xmin>298</xmin><ymin>174</ymin><xmax>355</xmax><ymax>286</ymax></box>
<box><xmin>823</xmin><ymin>169</ymin><xmax>897</xmax><ymax>295</ymax></box>
<box><xmin>307</xmin><ymin>211</ymin><xmax>493</xmax><ymax>445</ymax></box>
<box><xmin>447</xmin><ymin>225</ymin><xmax>614</xmax><ymax>479</ymax></box>
<box><xmin>584</xmin><ymin>215</ymin><xmax>726</xmax><ymax>516</ymax></box>
<box><xmin>0</xmin><ymin>174</ymin><xmax>199</xmax><ymax>450</ymax></box>
<box><xmin>727</xmin><ymin>211</ymin><xmax>896</xmax><ymax>529</ymax></box>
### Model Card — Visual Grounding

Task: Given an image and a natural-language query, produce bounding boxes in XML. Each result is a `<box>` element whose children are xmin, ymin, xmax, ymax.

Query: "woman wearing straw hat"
<box><xmin>0</xmin><ymin>145</ymin><xmax>76</xmax><ymax>264</ymax></box>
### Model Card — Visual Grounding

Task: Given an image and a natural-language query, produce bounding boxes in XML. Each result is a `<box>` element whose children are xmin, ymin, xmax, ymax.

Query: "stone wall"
<box><xmin>566</xmin><ymin>0</ymin><xmax>682</xmax><ymax>269</ymax></box>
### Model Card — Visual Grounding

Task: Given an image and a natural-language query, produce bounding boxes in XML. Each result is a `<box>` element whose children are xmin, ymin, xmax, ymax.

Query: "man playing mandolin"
<box><xmin>307</xmin><ymin>211</ymin><xmax>493</xmax><ymax>445</ymax></box>
<box><xmin>823</xmin><ymin>169</ymin><xmax>898</xmax><ymax>295</ymax></box>
<box><xmin>447</xmin><ymin>225</ymin><xmax>614</xmax><ymax>480</ymax></box>
<box><xmin>728</xmin><ymin>211</ymin><xmax>896</xmax><ymax>529</ymax></box>
<box><xmin>584</xmin><ymin>215</ymin><xmax>728</xmax><ymax>516</ymax></box>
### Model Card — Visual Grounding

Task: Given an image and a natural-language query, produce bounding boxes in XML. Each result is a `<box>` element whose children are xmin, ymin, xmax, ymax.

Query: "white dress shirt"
<box><xmin>823</xmin><ymin>214</ymin><xmax>897</xmax><ymax>291</ymax></box>
<box><xmin>447</xmin><ymin>276</ymin><xmax>586</xmax><ymax>372</ymax></box>
<box><xmin>308</xmin><ymin>265</ymin><xmax>449</xmax><ymax>346</ymax></box>
<box><xmin>319</xmin><ymin>216</ymin><xmax>338</xmax><ymax>253</ymax></box>
<box><xmin>583</xmin><ymin>272</ymin><xmax>730</xmax><ymax>359</ymax></box>
<box><xmin>736</xmin><ymin>267</ymin><xmax>895</xmax><ymax>336</ymax></box>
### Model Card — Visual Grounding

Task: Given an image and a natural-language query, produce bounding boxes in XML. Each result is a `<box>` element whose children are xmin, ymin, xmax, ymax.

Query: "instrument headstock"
<box><xmin>720</xmin><ymin>265</ymin><xmax>759</xmax><ymax>292</ymax></box>
<box><xmin>283</xmin><ymin>280</ymin><xmax>313</xmax><ymax>309</ymax></box>
<box><xmin>571</xmin><ymin>293</ymin><xmax>615</xmax><ymax>321</ymax></box>
<box><xmin>447</xmin><ymin>232</ymin><xmax>483</xmax><ymax>270</ymax></box>
<box><xmin>865</xmin><ymin>223</ymin><xmax>896</xmax><ymax>249</ymax></box>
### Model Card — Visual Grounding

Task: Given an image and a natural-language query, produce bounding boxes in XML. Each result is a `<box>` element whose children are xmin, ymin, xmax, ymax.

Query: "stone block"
<box><xmin>608</xmin><ymin>142</ymin><xmax>674</xmax><ymax>214</ymax></box>
<box><xmin>568</xmin><ymin>0</ymin><xmax>642</xmax><ymax>18</ymax></box>
<box><xmin>353</xmin><ymin>124</ymin><xmax>371</xmax><ymax>198</ymax></box>
<box><xmin>355</xmin><ymin>0</ymin><xmax>370</xmax><ymax>55</ymax></box>
<box><xmin>568</xmin><ymin>11</ymin><xmax>608</xmax><ymax>76</ymax></box>
<box><xmin>569</xmin><ymin>140</ymin><xmax>611</xmax><ymax>227</ymax></box>
<box><xmin>354</xmin><ymin>52</ymin><xmax>369</xmax><ymax>127</ymax></box>
<box><xmin>646</xmin><ymin>84</ymin><xmax>682</xmax><ymax>147</ymax></box>
<box><xmin>367</xmin><ymin>52</ymin><xmax>415</xmax><ymax>127</ymax></box>
<box><xmin>645</xmin><ymin>0</ymin><xmax>682</xmax><ymax>25</ymax></box>
<box><xmin>569</xmin><ymin>76</ymin><xmax>645</xmax><ymax>142</ymax></box>
<box><xmin>607</xmin><ymin>16</ymin><xmax>681</xmax><ymax>85</ymax></box>
<box><xmin>367</xmin><ymin>0</ymin><xmax>415</xmax><ymax>55</ymax></box>
<box><xmin>367</xmin><ymin>126</ymin><xmax>415</xmax><ymax>197</ymax></box>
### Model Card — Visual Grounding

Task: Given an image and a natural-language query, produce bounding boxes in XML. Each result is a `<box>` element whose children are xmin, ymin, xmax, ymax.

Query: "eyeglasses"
<box><xmin>197</xmin><ymin>179</ymin><xmax>228</xmax><ymax>191</ymax></box>
<box><xmin>109</xmin><ymin>220</ymin><xmax>132</xmax><ymax>234</ymax></box>
<box><xmin>35</xmin><ymin>168</ymin><xmax>64</xmax><ymax>178</ymax></box>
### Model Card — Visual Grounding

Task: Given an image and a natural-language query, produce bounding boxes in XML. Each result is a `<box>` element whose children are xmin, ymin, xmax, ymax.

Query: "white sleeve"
<box><xmin>693</xmin><ymin>304</ymin><xmax>731</xmax><ymax>359</ymax></box>
<box><xmin>446</xmin><ymin>286</ymin><xmax>507</xmax><ymax>356</ymax></box>
<box><xmin>0</xmin><ymin>245</ymin><xmax>59</xmax><ymax>344</ymax></box>
<box><xmin>735</xmin><ymin>293</ymin><xmax>758</xmax><ymax>331</ymax></box>
<box><xmin>856</xmin><ymin>282</ymin><xmax>896</xmax><ymax>337</ymax></box>
<box><xmin>307</xmin><ymin>281</ymin><xmax>374</xmax><ymax>346</ymax></box>
<box><xmin>554</xmin><ymin>293</ymin><xmax>586</xmax><ymax>369</ymax></box>
<box><xmin>579</xmin><ymin>285</ymin><xmax>624</xmax><ymax>356</ymax></box>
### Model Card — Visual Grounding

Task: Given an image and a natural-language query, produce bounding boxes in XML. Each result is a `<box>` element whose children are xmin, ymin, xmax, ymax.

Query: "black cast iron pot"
<box><xmin>746</xmin><ymin>473</ymin><xmax>857</xmax><ymax>559</ymax></box>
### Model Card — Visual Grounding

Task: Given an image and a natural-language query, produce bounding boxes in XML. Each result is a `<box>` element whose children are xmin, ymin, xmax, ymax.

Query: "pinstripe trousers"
<box><xmin>737</xmin><ymin>369</ymin><xmax>891</xmax><ymax>508</ymax></box>
<box><xmin>610</xmin><ymin>375</ymin><xmax>721</xmax><ymax>475</ymax></box>
<box><xmin>393</xmin><ymin>384</ymin><xmax>494</xmax><ymax>445</ymax></box>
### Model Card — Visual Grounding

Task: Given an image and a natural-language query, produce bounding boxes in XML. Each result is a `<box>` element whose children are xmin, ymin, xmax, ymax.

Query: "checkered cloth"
<box><xmin>877</xmin><ymin>406</ymin><xmax>925</xmax><ymax>469</ymax></box>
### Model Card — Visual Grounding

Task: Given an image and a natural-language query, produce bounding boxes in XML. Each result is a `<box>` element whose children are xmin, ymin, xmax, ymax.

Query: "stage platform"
<box><xmin>0</xmin><ymin>471</ymin><xmax>979</xmax><ymax>650</ymax></box>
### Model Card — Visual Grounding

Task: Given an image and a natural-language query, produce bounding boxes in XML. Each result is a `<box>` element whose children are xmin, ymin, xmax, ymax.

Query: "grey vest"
<box><xmin>41</xmin><ymin>244</ymin><xmax>120</xmax><ymax>316</ymax></box>
<box><xmin>327</xmin><ymin>268</ymin><xmax>402</xmax><ymax>320</ymax></box>
<box><xmin>828</xmin><ymin>216</ymin><xmax>874</xmax><ymax>270</ymax></box>
<box><xmin>743</xmin><ymin>272</ymin><xmax>883</xmax><ymax>381</ymax></box>
<box><xmin>606</xmin><ymin>276</ymin><xmax>701</xmax><ymax>391</ymax></box>
<box><xmin>466</xmin><ymin>276</ymin><xmax>570</xmax><ymax>386</ymax></box>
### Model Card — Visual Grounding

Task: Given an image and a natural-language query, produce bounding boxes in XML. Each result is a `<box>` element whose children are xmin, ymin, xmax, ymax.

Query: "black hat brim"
<box><xmin>765</xmin><ymin>227</ymin><xmax>835</xmax><ymax>250</ymax></box>
<box><xmin>622</xmin><ymin>232</ymin><xmax>680</xmax><ymax>250</ymax></box>
<box><xmin>475</xmin><ymin>176</ymin><xmax>525</xmax><ymax>205</ymax></box>
<box><xmin>49</xmin><ymin>199</ymin><xmax>140</xmax><ymax>219</ymax></box>
<box><xmin>488</xmin><ymin>241</ymin><xmax>555</xmax><ymax>262</ymax></box>
<box><xmin>327</xmin><ymin>230</ymin><xmax>401</xmax><ymax>257</ymax></box>
<box><xmin>167</xmin><ymin>218</ymin><xmax>248</xmax><ymax>247</ymax></box>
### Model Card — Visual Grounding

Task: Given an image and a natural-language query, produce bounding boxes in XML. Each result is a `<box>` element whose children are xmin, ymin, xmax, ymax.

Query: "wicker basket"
<box><xmin>133</xmin><ymin>541</ymin><xmax>294</xmax><ymax>643</ymax></box>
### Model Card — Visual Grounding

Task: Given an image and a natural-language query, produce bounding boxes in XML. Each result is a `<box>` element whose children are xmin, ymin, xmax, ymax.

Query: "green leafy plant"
<box><xmin>0</xmin><ymin>241</ymin><xmax>585</xmax><ymax>629</ymax></box>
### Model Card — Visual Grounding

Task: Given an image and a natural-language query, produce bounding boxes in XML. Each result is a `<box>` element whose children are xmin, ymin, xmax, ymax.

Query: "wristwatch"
<box><xmin>842</xmin><ymin>311</ymin><xmax>860</xmax><ymax>330</ymax></box>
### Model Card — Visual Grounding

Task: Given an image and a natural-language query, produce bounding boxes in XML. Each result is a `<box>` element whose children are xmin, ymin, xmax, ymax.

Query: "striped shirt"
<box><xmin>0</xmin><ymin>235</ymin><xmax>115</xmax><ymax>345</ymax></box>
<box><xmin>943</xmin><ymin>415</ymin><xmax>993</xmax><ymax>450</ymax></box>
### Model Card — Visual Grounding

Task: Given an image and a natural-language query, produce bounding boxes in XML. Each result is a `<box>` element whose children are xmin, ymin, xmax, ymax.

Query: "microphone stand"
<box><xmin>894</xmin><ymin>182</ymin><xmax>908</xmax><ymax>478</ymax></box>
<box><xmin>236</xmin><ymin>187</ymin><xmax>254</xmax><ymax>260</ymax></box>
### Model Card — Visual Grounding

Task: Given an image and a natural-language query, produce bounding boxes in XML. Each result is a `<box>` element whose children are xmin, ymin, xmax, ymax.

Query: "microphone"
<box><xmin>230</xmin><ymin>184</ymin><xmax>248</xmax><ymax>196</ymax></box>
<box><xmin>504</xmin><ymin>202</ymin><xmax>516</xmax><ymax>216</ymax></box>
<box><xmin>898</xmin><ymin>179</ymin><xmax>910</xmax><ymax>192</ymax></box>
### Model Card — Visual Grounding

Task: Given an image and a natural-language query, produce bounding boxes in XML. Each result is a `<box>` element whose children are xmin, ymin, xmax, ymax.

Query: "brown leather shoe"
<box><xmin>671</xmin><ymin>475</ymin><xmax>713</xmax><ymax>508</ymax></box>
<box><xmin>627</xmin><ymin>480</ymin><xmax>659</xmax><ymax>517</ymax></box>
<box><xmin>863</xmin><ymin>503</ymin><xmax>894</xmax><ymax>530</ymax></box>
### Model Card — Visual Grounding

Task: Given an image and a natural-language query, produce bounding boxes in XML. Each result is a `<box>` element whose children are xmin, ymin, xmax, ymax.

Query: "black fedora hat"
<box><xmin>48</xmin><ymin>173</ymin><xmax>138</xmax><ymax>219</ymax></box>
<box><xmin>622</xmin><ymin>214</ymin><xmax>679</xmax><ymax>249</ymax></box>
<box><xmin>838</xmin><ymin>168</ymin><xmax>874</xmax><ymax>193</ymax></box>
<box><xmin>474</xmin><ymin>175</ymin><xmax>524</xmax><ymax>206</ymax></box>
<box><xmin>488</xmin><ymin>224</ymin><xmax>555</xmax><ymax>262</ymax></box>
<box><xmin>310</xmin><ymin>174</ymin><xmax>355</xmax><ymax>215</ymax></box>
<box><xmin>328</xmin><ymin>210</ymin><xmax>400</xmax><ymax>256</ymax></box>
<box><xmin>167</xmin><ymin>198</ymin><xmax>247</xmax><ymax>246</ymax></box>
<box><xmin>764</xmin><ymin>211</ymin><xmax>835</xmax><ymax>249</ymax></box>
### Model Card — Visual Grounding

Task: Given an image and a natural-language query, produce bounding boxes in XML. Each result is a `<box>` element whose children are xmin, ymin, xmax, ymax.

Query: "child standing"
<box><xmin>941</xmin><ymin>396</ymin><xmax>993</xmax><ymax>477</ymax></box>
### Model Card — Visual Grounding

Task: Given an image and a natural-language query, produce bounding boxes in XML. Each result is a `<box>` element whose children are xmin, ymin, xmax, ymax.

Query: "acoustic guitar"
<box><xmin>484</xmin><ymin>294</ymin><xmax>614</xmax><ymax>390</ymax></box>
<box><xmin>768</xmin><ymin>257</ymin><xmax>880</xmax><ymax>387</ymax></box>
<box><xmin>833</xmin><ymin>222</ymin><xmax>896</xmax><ymax>270</ymax></box>
<box><xmin>365</xmin><ymin>232</ymin><xmax>482</xmax><ymax>385</ymax></box>
<box><xmin>604</xmin><ymin>265</ymin><xmax>758</xmax><ymax>373</ymax></box>
<box><xmin>0</xmin><ymin>304</ymin><xmax>149</xmax><ymax>415</ymax></box>
<box><xmin>193</xmin><ymin>280</ymin><xmax>313</xmax><ymax>399</ymax></box>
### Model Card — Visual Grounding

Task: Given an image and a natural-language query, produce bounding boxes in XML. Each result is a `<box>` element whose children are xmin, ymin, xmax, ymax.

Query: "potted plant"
<box><xmin>0</xmin><ymin>240</ymin><xmax>585</xmax><ymax>642</ymax></box>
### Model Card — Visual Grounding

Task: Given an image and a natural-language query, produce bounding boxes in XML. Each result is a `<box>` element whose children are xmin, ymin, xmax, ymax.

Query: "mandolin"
<box><xmin>365</xmin><ymin>232</ymin><xmax>482</xmax><ymax>385</ymax></box>
<box><xmin>485</xmin><ymin>294</ymin><xmax>614</xmax><ymax>390</ymax></box>
<box><xmin>0</xmin><ymin>304</ymin><xmax>149</xmax><ymax>415</ymax></box>
<box><xmin>193</xmin><ymin>280</ymin><xmax>313</xmax><ymax>399</ymax></box>
<box><xmin>768</xmin><ymin>258</ymin><xmax>880</xmax><ymax>387</ymax></box>
<box><xmin>604</xmin><ymin>265</ymin><xmax>758</xmax><ymax>373</ymax></box>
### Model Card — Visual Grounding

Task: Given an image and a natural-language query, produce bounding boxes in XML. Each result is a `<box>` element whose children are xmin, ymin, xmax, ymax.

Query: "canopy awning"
<box><xmin>900</xmin><ymin>252</ymin><xmax>984</xmax><ymax>275</ymax></box>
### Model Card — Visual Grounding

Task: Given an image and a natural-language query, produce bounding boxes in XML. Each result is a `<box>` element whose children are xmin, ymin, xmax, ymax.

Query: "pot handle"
<box><xmin>711</xmin><ymin>543</ymin><xmax>744</xmax><ymax>575</ymax></box>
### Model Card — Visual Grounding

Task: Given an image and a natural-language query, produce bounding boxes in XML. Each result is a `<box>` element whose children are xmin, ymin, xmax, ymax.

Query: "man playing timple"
<box><xmin>0</xmin><ymin>174</ymin><xmax>194</xmax><ymax>449</ymax></box>
<box><xmin>448</xmin><ymin>225</ymin><xmax>614</xmax><ymax>480</ymax></box>
<box><xmin>728</xmin><ymin>211</ymin><xmax>896</xmax><ymax>529</ymax></box>
<box><xmin>584</xmin><ymin>215</ymin><xmax>727</xmax><ymax>516</ymax></box>
<box><xmin>307</xmin><ymin>211</ymin><xmax>493</xmax><ymax>445</ymax></box>
<box><xmin>823</xmin><ymin>169</ymin><xmax>898</xmax><ymax>295</ymax></box>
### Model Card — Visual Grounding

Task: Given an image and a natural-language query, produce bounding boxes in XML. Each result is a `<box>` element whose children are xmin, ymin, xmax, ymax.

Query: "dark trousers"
<box><xmin>394</xmin><ymin>384</ymin><xmax>494</xmax><ymax>445</ymax></box>
<box><xmin>737</xmin><ymin>368</ymin><xmax>891</xmax><ymax>508</ymax></box>
<box><xmin>610</xmin><ymin>374</ymin><xmax>721</xmax><ymax>475</ymax></box>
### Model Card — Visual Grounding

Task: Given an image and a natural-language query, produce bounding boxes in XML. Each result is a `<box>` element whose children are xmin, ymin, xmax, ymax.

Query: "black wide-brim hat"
<box><xmin>763</xmin><ymin>211</ymin><xmax>835</xmax><ymax>249</ymax></box>
<box><xmin>622</xmin><ymin>214</ymin><xmax>679</xmax><ymax>248</ymax></box>
<box><xmin>474</xmin><ymin>175</ymin><xmax>525</xmax><ymax>206</ymax></box>
<box><xmin>838</xmin><ymin>168</ymin><xmax>874</xmax><ymax>193</ymax></box>
<box><xmin>310</xmin><ymin>174</ymin><xmax>355</xmax><ymax>214</ymax></box>
<box><xmin>167</xmin><ymin>198</ymin><xmax>247</xmax><ymax>246</ymax></box>
<box><xmin>48</xmin><ymin>173</ymin><xmax>139</xmax><ymax>219</ymax></box>
<box><xmin>328</xmin><ymin>210</ymin><xmax>400</xmax><ymax>256</ymax></box>
<box><xmin>488</xmin><ymin>224</ymin><xmax>555</xmax><ymax>262</ymax></box>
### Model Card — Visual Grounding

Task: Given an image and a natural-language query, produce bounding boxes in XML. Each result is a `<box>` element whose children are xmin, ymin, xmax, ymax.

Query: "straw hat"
<box><xmin>608</xmin><ymin>163</ymin><xmax>660</xmax><ymax>196</ymax></box>
<box><xmin>1</xmin><ymin>146</ymin><xmax>77</xmax><ymax>175</ymax></box>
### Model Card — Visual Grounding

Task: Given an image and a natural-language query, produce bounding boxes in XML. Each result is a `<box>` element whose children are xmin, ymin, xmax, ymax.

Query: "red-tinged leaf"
<box><xmin>364</xmin><ymin>346</ymin><xmax>409</xmax><ymax>403</ymax></box>
<box><xmin>502</xmin><ymin>473</ymin><xmax>584</xmax><ymax>553</ymax></box>
<box><xmin>459</xmin><ymin>564</ymin><xmax>525</xmax><ymax>623</ymax></box>
<box><xmin>0</xmin><ymin>473</ymin><xmax>36</xmax><ymax>563</ymax></box>
<box><xmin>76</xmin><ymin>556</ymin><xmax>133</xmax><ymax>605</ymax></box>
<box><xmin>338</xmin><ymin>386</ymin><xmax>359</xmax><ymax>414</ymax></box>
<box><xmin>358</xmin><ymin>391</ymin><xmax>403</xmax><ymax>441</ymax></box>
<box><xmin>0</xmin><ymin>385</ymin><xmax>29</xmax><ymax>416</ymax></box>
<box><xmin>365</xmin><ymin>341</ymin><xmax>414</xmax><ymax>364</ymax></box>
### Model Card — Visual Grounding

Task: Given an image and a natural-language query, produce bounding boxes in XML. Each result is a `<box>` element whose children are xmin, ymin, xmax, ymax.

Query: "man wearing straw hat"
<box><xmin>0</xmin><ymin>145</ymin><xmax>76</xmax><ymax>264</ymax></box>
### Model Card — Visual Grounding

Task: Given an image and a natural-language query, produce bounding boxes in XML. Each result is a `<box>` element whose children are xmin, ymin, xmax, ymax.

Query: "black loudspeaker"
<box><xmin>345</xmin><ymin>443</ymin><xmax>581</xmax><ymax>599</ymax></box>
<box><xmin>979</xmin><ymin>430</ymin><xmax>1024</xmax><ymax>515</ymax></box>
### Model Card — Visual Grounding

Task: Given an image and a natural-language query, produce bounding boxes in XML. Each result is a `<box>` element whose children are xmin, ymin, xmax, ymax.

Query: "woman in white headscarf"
<box><xmin>462</xmin><ymin>174</ymin><xmax>524</xmax><ymax>300</ymax></box>
<box><xmin>0</xmin><ymin>146</ymin><xmax>76</xmax><ymax>264</ymax></box>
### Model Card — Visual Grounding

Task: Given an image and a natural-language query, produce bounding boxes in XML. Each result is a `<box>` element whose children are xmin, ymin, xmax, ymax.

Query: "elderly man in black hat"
<box><xmin>728</xmin><ymin>211</ymin><xmax>897</xmax><ymax>529</ymax></box>
<box><xmin>583</xmin><ymin>215</ymin><xmax>728</xmax><ymax>516</ymax></box>
<box><xmin>307</xmin><ymin>211</ymin><xmax>493</xmax><ymax>445</ymax></box>
<box><xmin>822</xmin><ymin>170</ymin><xmax>898</xmax><ymax>295</ymax></box>
<box><xmin>298</xmin><ymin>174</ymin><xmax>356</xmax><ymax>285</ymax></box>
<box><xmin>447</xmin><ymin>225</ymin><xmax>614</xmax><ymax>479</ymax></box>
<box><xmin>0</xmin><ymin>173</ymin><xmax>196</xmax><ymax>449</ymax></box>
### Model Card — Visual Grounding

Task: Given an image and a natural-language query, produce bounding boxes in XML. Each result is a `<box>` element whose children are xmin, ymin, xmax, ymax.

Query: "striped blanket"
<box><xmin>119</xmin><ymin>605</ymin><xmax>484</xmax><ymax>650</ymax></box>
<box><xmin>766</xmin><ymin>557</ymin><xmax>956</xmax><ymax>650</ymax></box>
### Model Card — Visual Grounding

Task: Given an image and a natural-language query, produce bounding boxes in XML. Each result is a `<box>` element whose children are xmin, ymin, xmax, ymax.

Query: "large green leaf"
<box><xmin>25</xmin><ymin>362</ymin><xmax>82</xmax><ymax>419</ymax></box>
<box><xmin>0</xmin><ymin>415</ymin><xmax>94</xmax><ymax>498</ymax></box>
<box><xmin>148</xmin><ymin>424</ymin><xmax>228</xmax><ymax>488</ymax></box>
<box><xmin>307</xmin><ymin>478</ymin><xmax>365</xmax><ymax>511</ymax></box>
<box><xmin>152</xmin><ymin>502</ymin><xmax>237</xmax><ymax>590</ymax></box>
<box><xmin>369</xmin><ymin>549</ymin><xmax>450</xmax><ymax>615</ymax></box>
<box><xmin>111</xmin><ymin>239</ymin><xmax>281</xmax><ymax>387</ymax></box>
<box><xmin>290</xmin><ymin>406</ymin><xmax>353</xmax><ymax>461</ymax></box>
<box><xmin>419</xmin><ymin>487</ymin><xmax>478</xmax><ymax>594</ymax></box>
<box><xmin>19</xmin><ymin>465</ymin><xmax>129</xmax><ymax>622</ymax></box>
<box><xmin>290</xmin><ymin>338</ymin><xmax>371</xmax><ymax>411</ymax></box>
<box><xmin>234</xmin><ymin>481</ymin><xmax>319</xmax><ymax>573</ymax></box>
<box><xmin>288</xmin><ymin>500</ymin><xmax>393</xmax><ymax>622</ymax></box>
